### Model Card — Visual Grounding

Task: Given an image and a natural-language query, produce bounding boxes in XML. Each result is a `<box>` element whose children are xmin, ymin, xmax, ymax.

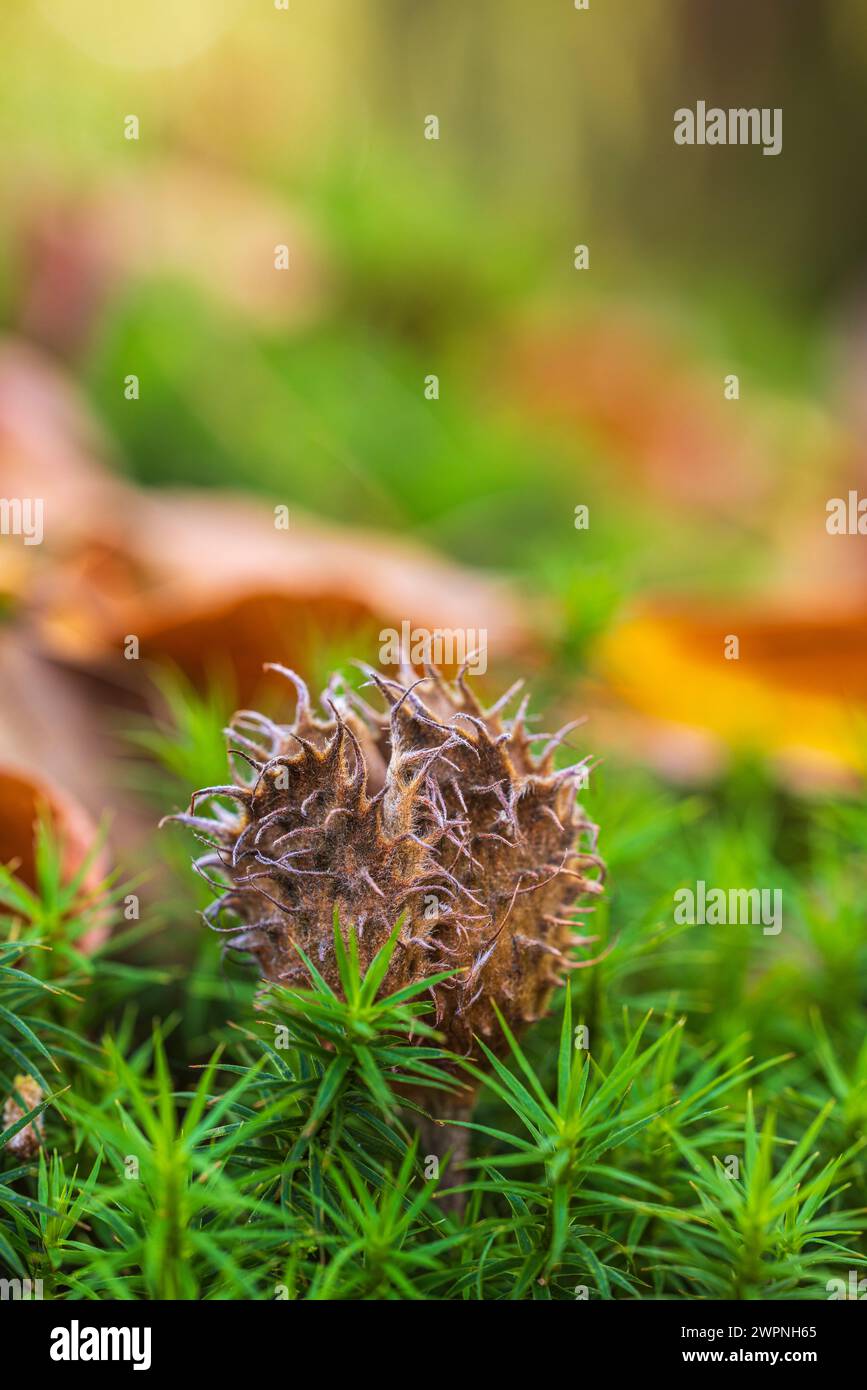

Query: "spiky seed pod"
<box><xmin>170</xmin><ymin>661</ymin><xmax>604</xmax><ymax>1068</ymax></box>
<box><xmin>2</xmin><ymin>1074</ymin><xmax>44</xmax><ymax>1158</ymax></box>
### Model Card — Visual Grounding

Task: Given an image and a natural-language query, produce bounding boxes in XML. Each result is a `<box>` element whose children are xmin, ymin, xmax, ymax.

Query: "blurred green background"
<box><xmin>2</xmin><ymin>0</ymin><xmax>866</xmax><ymax>592</ymax></box>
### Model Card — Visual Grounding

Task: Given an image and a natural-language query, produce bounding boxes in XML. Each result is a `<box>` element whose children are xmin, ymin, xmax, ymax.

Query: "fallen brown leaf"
<box><xmin>35</xmin><ymin>489</ymin><xmax>533</xmax><ymax>701</ymax></box>
<box><xmin>591</xmin><ymin>598</ymin><xmax>867</xmax><ymax>789</ymax></box>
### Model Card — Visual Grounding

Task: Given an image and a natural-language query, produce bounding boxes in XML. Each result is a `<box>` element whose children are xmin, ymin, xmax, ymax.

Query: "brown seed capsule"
<box><xmin>171</xmin><ymin>661</ymin><xmax>604</xmax><ymax>1064</ymax></box>
<box><xmin>3</xmin><ymin>1073</ymin><xmax>44</xmax><ymax>1159</ymax></box>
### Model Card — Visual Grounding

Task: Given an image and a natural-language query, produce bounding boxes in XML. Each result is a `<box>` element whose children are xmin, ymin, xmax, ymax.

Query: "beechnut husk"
<box><xmin>170</xmin><ymin>662</ymin><xmax>604</xmax><ymax>1072</ymax></box>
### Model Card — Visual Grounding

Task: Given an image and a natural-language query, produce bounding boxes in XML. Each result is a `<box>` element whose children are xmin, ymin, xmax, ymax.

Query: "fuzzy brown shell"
<box><xmin>174</xmin><ymin>663</ymin><xmax>604</xmax><ymax>1056</ymax></box>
